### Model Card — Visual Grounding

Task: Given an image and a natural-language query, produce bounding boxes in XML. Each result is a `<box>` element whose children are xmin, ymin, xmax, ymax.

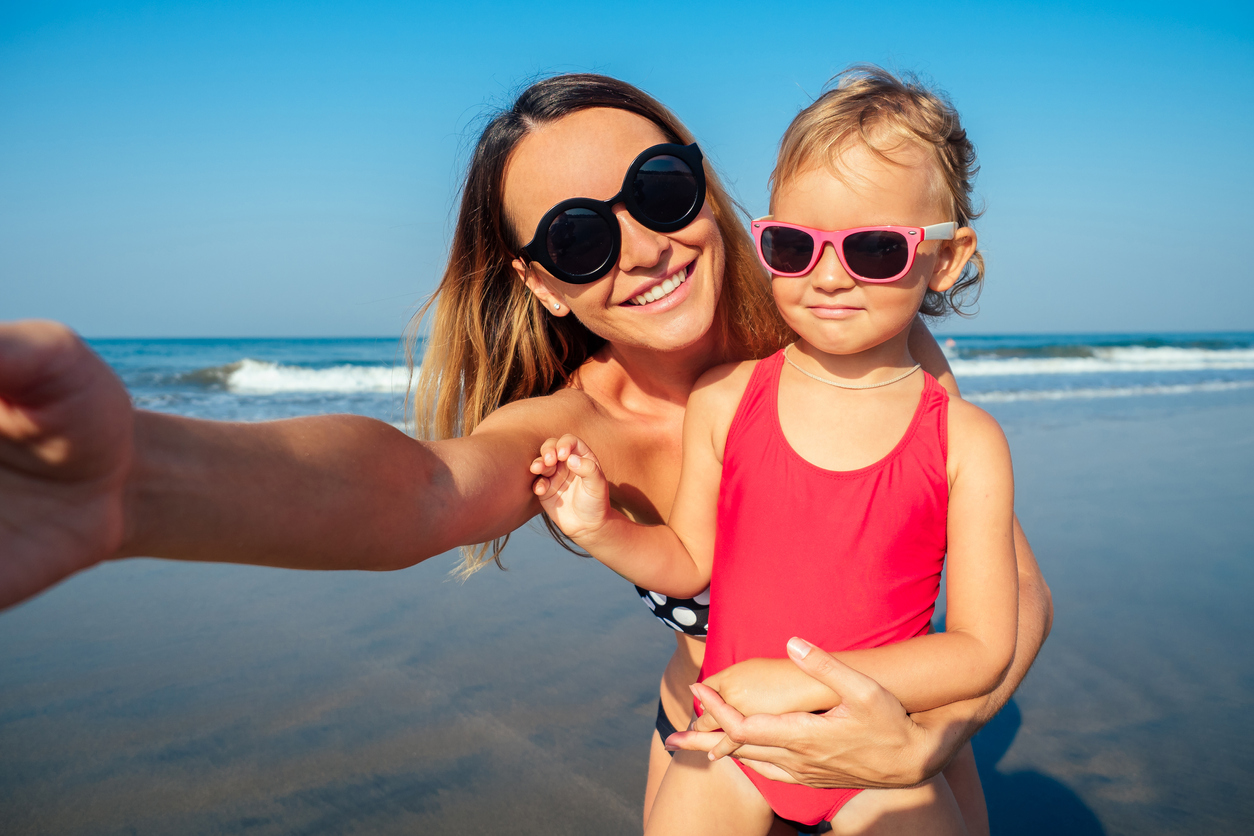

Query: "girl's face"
<box><xmin>769</xmin><ymin>142</ymin><xmax>970</xmax><ymax>357</ymax></box>
<box><xmin>503</xmin><ymin>108</ymin><xmax>725</xmax><ymax>354</ymax></box>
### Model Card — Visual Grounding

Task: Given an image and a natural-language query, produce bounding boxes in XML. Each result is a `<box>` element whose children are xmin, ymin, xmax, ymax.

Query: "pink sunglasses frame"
<box><xmin>751</xmin><ymin>217</ymin><xmax>957</xmax><ymax>282</ymax></box>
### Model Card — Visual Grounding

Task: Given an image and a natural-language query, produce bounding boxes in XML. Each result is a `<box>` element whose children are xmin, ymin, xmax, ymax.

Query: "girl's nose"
<box><xmin>614</xmin><ymin>206</ymin><xmax>670</xmax><ymax>272</ymax></box>
<box><xmin>810</xmin><ymin>242</ymin><xmax>856</xmax><ymax>290</ymax></box>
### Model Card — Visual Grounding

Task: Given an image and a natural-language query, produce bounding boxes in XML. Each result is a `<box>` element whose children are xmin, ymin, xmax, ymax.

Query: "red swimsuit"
<box><xmin>699</xmin><ymin>350</ymin><xmax>950</xmax><ymax>826</ymax></box>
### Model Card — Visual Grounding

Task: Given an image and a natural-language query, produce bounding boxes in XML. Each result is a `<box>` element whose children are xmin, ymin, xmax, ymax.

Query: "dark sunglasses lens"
<box><xmin>760</xmin><ymin>226</ymin><xmax>815</xmax><ymax>274</ymax></box>
<box><xmin>843</xmin><ymin>231</ymin><xmax>909</xmax><ymax>279</ymax></box>
<box><xmin>547</xmin><ymin>208</ymin><xmax>614</xmax><ymax>278</ymax></box>
<box><xmin>631</xmin><ymin>156</ymin><xmax>699</xmax><ymax>225</ymax></box>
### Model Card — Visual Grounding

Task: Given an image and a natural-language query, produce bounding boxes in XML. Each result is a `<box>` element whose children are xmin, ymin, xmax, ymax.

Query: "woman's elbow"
<box><xmin>971</xmin><ymin>634</ymin><xmax>1017</xmax><ymax>697</ymax></box>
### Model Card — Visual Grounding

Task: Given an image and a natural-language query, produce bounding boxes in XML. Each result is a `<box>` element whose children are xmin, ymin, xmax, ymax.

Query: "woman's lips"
<box><xmin>625</xmin><ymin>263</ymin><xmax>691</xmax><ymax>307</ymax></box>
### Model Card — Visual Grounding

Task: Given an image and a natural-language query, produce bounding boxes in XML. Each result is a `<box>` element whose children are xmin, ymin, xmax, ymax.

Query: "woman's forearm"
<box><xmin>904</xmin><ymin>516</ymin><xmax>1052</xmax><ymax>778</ymax></box>
<box><xmin>909</xmin><ymin>317</ymin><xmax>959</xmax><ymax>395</ymax></box>
<box><xmin>119</xmin><ymin>410</ymin><xmax>539</xmax><ymax>570</ymax></box>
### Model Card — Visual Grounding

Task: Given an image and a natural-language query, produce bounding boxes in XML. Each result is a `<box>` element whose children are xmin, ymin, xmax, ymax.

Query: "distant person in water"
<box><xmin>0</xmin><ymin>70</ymin><xmax>1051</xmax><ymax>833</ymax></box>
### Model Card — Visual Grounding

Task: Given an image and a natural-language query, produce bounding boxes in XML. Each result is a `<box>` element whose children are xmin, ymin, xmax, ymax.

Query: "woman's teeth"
<box><xmin>631</xmin><ymin>265</ymin><xmax>689</xmax><ymax>306</ymax></box>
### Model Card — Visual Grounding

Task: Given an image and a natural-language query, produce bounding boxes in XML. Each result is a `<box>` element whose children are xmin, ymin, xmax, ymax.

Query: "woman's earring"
<box><xmin>553</xmin><ymin>302</ymin><xmax>561</xmax><ymax>311</ymax></box>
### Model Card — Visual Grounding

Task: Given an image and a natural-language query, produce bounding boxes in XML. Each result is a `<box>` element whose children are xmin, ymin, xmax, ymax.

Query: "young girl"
<box><xmin>529</xmin><ymin>69</ymin><xmax>1017</xmax><ymax>835</ymax></box>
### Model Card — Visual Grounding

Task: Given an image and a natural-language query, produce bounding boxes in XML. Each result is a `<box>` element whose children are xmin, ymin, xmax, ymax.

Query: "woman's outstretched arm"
<box><xmin>0</xmin><ymin>320</ymin><xmax>577</xmax><ymax>608</ymax></box>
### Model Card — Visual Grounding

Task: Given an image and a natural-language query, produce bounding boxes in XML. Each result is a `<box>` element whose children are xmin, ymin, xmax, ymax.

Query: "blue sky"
<box><xmin>2</xmin><ymin>0</ymin><xmax>1251</xmax><ymax>336</ymax></box>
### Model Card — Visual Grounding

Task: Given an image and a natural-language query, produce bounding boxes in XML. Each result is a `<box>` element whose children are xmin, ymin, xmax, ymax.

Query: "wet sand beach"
<box><xmin>2</xmin><ymin>389</ymin><xmax>1252</xmax><ymax>834</ymax></box>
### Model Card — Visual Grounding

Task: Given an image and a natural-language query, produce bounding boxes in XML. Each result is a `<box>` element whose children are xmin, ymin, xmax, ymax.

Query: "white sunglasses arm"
<box><xmin>921</xmin><ymin>222</ymin><xmax>957</xmax><ymax>240</ymax></box>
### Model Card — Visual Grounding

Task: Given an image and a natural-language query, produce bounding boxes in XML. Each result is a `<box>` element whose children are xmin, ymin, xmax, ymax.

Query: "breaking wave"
<box><xmin>179</xmin><ymin>359</ymin><xmax>406</xmax><ymax>394</ymax></box>
<box><xmin>950</xmin><ymin>346</ymin><xmax>1254</xmax><ymax>377</ymax></box>
<box><xmin>967</xmin><ymin>380</ymin><xmax>1254</xmax><ymax>403</ymax></box>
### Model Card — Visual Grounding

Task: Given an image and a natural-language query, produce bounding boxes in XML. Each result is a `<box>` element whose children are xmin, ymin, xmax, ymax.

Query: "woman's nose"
<box><xmin>810</xmin><ymin>243</ymin><xmax>855</xmax><ymax>290</ymax></box>
<box><xmin>614</xmin><ymin>206</ymin><xmax>669</xmax><ymax>272</ymax></box>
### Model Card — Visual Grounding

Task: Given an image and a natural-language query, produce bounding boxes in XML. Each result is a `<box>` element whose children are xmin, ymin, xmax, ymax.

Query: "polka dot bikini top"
<box><xmin>636</xmin><ymin>585</ymin><xmax>710</xmax><ymax>637</ymax></box>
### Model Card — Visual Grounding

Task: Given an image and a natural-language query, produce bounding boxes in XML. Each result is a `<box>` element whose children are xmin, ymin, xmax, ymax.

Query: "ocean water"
<box><xmin>93</xmin><ymin>337</ymin><xmax>413</xmax><ymax>424</ymax></box>
<box><xmin>88</xmin><ymin>331</ymin><xmax>1254</xmax><ymax>423</ymax></box>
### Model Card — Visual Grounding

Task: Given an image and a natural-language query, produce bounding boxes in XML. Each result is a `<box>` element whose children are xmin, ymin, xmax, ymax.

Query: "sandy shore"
<box><xmin>1</xmin><ymin>390</ymin><xmax>1251</xmax><ymax>834</ymax></box>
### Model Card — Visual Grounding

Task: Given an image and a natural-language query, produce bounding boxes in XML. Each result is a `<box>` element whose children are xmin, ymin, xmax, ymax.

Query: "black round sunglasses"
<box><xmin>518</xmin><ymin>142</ymin><xmax>706</xmax><ymax>285</ymax></box>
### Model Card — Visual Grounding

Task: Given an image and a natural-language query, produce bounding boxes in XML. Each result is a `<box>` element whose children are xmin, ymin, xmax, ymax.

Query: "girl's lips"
<box><xmin>808</xmin><ymin>305</ymin><xmax>863</xmax><ymax>320</ymax></box>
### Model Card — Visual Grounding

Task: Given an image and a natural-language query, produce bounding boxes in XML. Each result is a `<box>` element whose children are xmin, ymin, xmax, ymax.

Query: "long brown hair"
<box><xmin>406</xmin><ymin>73</ymin><xmax>791</xmax><ymax>572</ymax></box>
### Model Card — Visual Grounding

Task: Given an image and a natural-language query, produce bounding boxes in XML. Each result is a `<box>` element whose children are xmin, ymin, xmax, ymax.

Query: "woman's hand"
<box><xmin>0</xmin><ymin>321</ymin><xmax>134</xmax><ymax>609</ymax></box>
<box><xmin>530</xmin><ymin>434</ymin><xmax>610</xmax><ymax>542</ymax></box>
<box><xmin>668</xmin><ymin>637</ymin><xmax>934</xmax><ymax>789</ymax></box>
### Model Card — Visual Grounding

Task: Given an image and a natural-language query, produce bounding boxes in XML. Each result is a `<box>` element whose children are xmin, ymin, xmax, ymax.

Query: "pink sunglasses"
<box><xmin>752</xmin><ymin>217</ymin><xmax>957</xmax><ymax>282</ymax></box>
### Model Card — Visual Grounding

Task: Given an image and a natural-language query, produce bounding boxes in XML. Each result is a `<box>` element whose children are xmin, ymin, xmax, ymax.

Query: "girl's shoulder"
<box><xmin>690</xmin><ymin>359</ymin><xmax>762</xmax><ymax>415</ymax></box>
<box><xmin>944</xmin><ymin>395</ymin><xmax>1011</xmax><ymax>476</ymax></box>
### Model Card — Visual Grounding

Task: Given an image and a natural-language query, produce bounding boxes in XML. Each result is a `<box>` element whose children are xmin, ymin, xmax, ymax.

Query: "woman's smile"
<box><xmin>622</xmin><ymin>261</ymin><xmax>694</xmax><ymax>308</ymax></box>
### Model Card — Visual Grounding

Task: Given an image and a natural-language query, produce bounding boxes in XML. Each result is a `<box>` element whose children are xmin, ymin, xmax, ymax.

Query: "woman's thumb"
<box><xmin>786</xmin><ymin>636</ymin><xmax>879</xmax><ymax>707</ymax></box>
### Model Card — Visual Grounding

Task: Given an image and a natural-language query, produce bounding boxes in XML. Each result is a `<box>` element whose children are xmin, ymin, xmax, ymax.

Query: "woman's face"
<box><xmin>503</xmin><ymin>108</ymin><xmax>724</xmax><ymax>354</ymax></box>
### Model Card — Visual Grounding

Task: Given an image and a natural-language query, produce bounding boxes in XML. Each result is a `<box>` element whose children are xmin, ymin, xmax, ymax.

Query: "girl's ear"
<box><xmin>512</xmin><ymin>257</ymin><xmax>568</xmax><ymax>316</ymax></box>
<box><xmin>928</xmin><ymin>226</ymin><xmax>978</xmax><ymax>294</ymax></box>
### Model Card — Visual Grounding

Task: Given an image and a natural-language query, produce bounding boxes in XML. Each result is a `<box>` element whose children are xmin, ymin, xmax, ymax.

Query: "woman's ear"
<box><xmin>512</xmin><ymin>257</ymin><xmax>568</xmax><ymax>316</ymax></box>
<box><xmin>928</xmin><ymin>226</ymin><xmax>978</xmax><ymax>294</ymax></box>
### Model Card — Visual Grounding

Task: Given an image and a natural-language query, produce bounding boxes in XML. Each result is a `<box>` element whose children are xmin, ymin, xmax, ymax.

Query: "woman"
<box><xmin>0</xmin><ymin>74</ymin><xmax>1050</xmax><ymax>833</ymax></box>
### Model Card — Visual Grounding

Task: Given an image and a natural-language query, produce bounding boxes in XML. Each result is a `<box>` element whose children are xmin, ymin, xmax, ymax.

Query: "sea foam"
<box><xmin>183</xmin><ymin>359</ymin><xmax>406</xmax><ymax>394</ymax></box>
<box><xmin>950</xmin><ymin>346</ymin><xmax>1254</xmax><ymax>377</ymax></box>
<box><xmin>967</xmin><ymin>380</ymin><xmax>1254</xmax><ymax>403</ymax></box>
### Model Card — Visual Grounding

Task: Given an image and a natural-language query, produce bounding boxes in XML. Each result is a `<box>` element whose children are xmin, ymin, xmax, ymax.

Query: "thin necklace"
<box><xmin>783</xmin><ymin>344</ymin><xmax>921</xmax><ymax>390</ymax></box>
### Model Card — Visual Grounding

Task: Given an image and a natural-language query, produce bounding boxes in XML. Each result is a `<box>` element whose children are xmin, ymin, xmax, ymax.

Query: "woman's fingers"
<box><xmin>693</xmin><ymin>711</ymin><xmax>722</xmax><ymax>733</ymax></box>
<box><xmin>707</xmin><ymin>733</ymin><xmax>741</xmax><ymax>760</ymax></box>
<box><xmin>667</xmin><ymin>639</ymin><xmax>926</xmax><ymax>790</ymax></box>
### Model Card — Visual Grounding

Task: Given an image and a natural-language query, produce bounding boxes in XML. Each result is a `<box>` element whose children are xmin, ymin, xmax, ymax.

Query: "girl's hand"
<box><xmin>696</xmin><ymin>658</ymin><xmax>815</xmax><ymax>730</ymax></box>
<box><xmin>694</xmin><ymin>655</ymin><xmax>844</xmax><ymax>733</ymax></box>
<box><xmin>529</xmin><ymin>434</ymin><xmax>610</xmax><ymax>542</ymax></box>
<box><xmin>0</xmin><ymin>321</ymin><xmax>134</xmax><ymax>609</ymax></box>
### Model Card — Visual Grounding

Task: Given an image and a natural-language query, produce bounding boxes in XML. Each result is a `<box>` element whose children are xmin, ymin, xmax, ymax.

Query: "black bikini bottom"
<box><xmin>654</xmin><ymin>700</ymin><xmax>833</xmax><ymax>834</ymax></box>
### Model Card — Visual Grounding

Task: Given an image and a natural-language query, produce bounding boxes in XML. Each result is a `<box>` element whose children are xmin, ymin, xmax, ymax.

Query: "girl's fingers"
<box><xmin>532</xmin><ymin>475</ymin><xmax>549</xmax><ymax>496</ymax></box>
<box><xmin>555</xmin><ymin>432</ymin><xmax>583</xmax><ymax>460</ymax></box>
<box><xmin>538</xmin><ymin>437</ymin><xmax>561</xmax><ymax>467</ymax></box>
<box><xmin>565</xmin><ymin>453</ymin><xmax>607</xmax><ymax>496</ymax></box>
<box><xmin>529</xmin><ymin>455</ymin><xmax>558</xmax><ymax>477</ymax></box>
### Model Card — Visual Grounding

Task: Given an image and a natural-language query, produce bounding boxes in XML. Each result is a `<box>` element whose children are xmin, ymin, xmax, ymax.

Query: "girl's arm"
<box><xmin>529</xmin><ymin>364</ymin><xmax>746</xmax><ymax>598</ymax></box>
<box><xmin>0</xmin><ymin>320</ymin><xmax>596</xmax><ymax>608</ymax></box>
<box><xmin>699</xmin><ymin>398</ymin><xmax>1019</xmax><ymax>716</ymax></box>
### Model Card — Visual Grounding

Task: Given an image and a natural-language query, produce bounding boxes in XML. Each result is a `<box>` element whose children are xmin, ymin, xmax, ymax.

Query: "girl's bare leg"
<box><xmin>646</xmin><ymin>731</ymin><xmax>801</xmax><ymax>836</ymax></box>
<box><xmin>941</xmin><ymin>742</ymin><xmax>989</xmax><ymax>836</ymax></box>
<box><xmin>830</xmin><ymin>776</ymin><xmax>969</xmax><ymax>836</ymax></box>
<box><xmin>645</xmin><ymin>749</ymin><xmax>776</xmax><ymax>836</ymax></box>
